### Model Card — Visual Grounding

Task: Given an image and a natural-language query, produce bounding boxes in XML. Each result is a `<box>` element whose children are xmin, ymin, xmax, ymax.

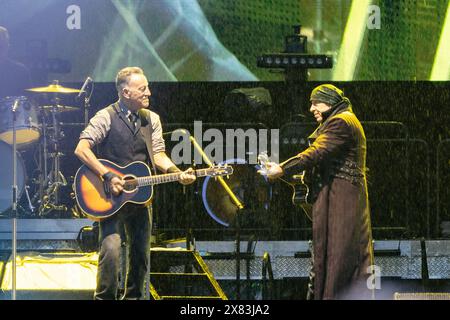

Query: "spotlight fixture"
<box><xmin>257</xmin><ymin>25</ymin><xmax>333</xmax><ymax>81</ymax></box>
<box><xmin>257</xmin><ymin>54</ymin><xmax>332</xmax><ymax>69</ymax></box>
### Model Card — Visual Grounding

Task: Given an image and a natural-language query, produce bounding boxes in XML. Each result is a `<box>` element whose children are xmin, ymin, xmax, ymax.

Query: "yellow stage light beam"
<box><xmin>332</xmin><ymin>0</ymin><xmax>373</xmax><ymax>81</ymax></box>
<box><xmin>430</xmin><ymin>3</ymin><xmax>450</xmax><ymax>80</ymax></box>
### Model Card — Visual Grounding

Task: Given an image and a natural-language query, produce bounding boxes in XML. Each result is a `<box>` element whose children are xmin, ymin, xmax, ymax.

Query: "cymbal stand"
<box><xmin>39</xmin><ymin>96</ymin><xmax>67</xmax><ymax>216</ymax></box>
<box><xmin>31</xmin><ymin>114</ymin><xmax>48</xmax><ymax>213</ymax></box>
<box><xmin>41</xmin><ymin>112</ymin><xmax>48</xmax><ymax>199</ymax></box>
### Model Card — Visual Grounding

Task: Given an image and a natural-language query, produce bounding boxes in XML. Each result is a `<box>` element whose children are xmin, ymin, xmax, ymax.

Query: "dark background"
<box><xmin>15</xmin><ymin>80</ymin><xmax>449</xmax><ymax>242</ymax></box>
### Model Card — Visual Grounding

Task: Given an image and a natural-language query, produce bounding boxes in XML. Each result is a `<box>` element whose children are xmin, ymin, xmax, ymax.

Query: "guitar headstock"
<box><xmin>208</xmin><ymin>164</ymin><xmax>233</xmax><ymax>177</ymax></box>
<box><xmin>257</xmin><ymin>151</ymin><xmax>270</xmax><ymax>175</ymax></box>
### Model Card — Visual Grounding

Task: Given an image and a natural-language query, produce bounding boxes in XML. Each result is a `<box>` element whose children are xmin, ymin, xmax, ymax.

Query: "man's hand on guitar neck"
<box><xmin>178</xmin><ymin>168</ymin><xmax>197</xmax><ymax>185</ymax></box>
<box><xmin>166</xmin><ymin>165</ymin><xmax>196</xmax><ymax>185</ymax></box>
<box><xmin>258</xmin><ymin>162</ymin><xmax>284</xmax><ymax>180</ymax></box>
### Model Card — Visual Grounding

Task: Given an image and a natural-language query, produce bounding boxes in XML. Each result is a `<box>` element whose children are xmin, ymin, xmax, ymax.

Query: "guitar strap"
<box><xmin>138</xmin><ymin>109</ymin><xmax>158</xmax><ymax>175</ymax></box>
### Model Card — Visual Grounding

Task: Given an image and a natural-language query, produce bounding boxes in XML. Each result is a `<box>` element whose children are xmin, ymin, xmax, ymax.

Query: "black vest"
<box><xmin>98</xmin><ymin>102</ymin><xmax>150</xmax><ymax>167</ymax></box>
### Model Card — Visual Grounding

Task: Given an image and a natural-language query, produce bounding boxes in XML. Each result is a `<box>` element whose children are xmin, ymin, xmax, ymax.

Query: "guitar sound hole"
<box><xmin>123</xmin><ymin>176</ymin><xmax>138</xmax><ymax>192</ymax></box>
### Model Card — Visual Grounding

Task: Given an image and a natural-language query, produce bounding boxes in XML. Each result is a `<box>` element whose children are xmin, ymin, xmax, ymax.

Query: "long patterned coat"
<box><xmin>282</xmin><ymin>107</ymin><xmax>374</xmax><ymax>300</ymax></box>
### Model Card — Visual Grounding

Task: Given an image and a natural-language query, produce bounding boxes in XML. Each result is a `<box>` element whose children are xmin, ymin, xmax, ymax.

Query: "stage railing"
<box><xmin>261</xmin><ymin>252</ymin><xmax>275</xmax><ymax>300</ymax></box>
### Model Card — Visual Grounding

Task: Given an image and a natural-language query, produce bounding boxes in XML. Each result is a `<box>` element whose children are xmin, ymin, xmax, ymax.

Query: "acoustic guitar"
<box><xmin>74</xmin><ymin>159</ymin><xmax>233</xmax><ymax>221</ymax></box>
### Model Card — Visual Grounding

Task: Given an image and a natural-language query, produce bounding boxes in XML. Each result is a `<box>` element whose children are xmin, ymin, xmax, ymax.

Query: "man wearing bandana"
<box><xmin>263</xmin><ymin>84</ymin><xmax>374</xmax><ymax>300</ymax></box>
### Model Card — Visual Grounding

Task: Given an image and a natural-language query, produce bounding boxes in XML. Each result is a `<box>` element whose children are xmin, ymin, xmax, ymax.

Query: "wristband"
<box><xmin>102</xmin><ymin>171</ymin><xmax>118</xmax><ymax>181</ymax></box>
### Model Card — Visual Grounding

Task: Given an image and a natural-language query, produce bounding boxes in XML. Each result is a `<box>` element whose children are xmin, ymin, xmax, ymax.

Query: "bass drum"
<box><xmin>0</xmin><ymin>141</ymin><xmax>25</xmax><ymax>215</ymax></box>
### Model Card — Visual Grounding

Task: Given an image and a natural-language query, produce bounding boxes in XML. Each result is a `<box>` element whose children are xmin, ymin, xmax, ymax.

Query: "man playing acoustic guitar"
<box><xmin>75</xmin><ymin>67</ymin><xmax>196</xmax><ymax>300</ymax></box>
<box><xmin>261</xmin><ymin>84</ymin><xmax>374</xmax><ymax>300</ymax></box>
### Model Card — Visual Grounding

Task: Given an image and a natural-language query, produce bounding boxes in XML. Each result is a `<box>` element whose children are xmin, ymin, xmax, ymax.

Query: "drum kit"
<box><xmin>0</xmin><ymin>80</ymin><xmax>89</xmax><ymax>218</ymax></box>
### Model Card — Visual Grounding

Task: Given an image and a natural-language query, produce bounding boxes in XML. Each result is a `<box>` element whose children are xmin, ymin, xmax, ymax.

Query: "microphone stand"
<box><xmin>185</xmin><ymin>131</ymin><xmax>244</xmax><ymax>300</ymax></box>
<box><xmin>83</xmin><ymin>91</ymin><xmax>91</xmax><ymax>128</ymax></box>
<box><xmin>11</xmin><ymin>99</ymin><xmax>19</xmax><ymax>300</ymax></box>
<box><xmin>185</xmin><ymin>160</ymin><xmax>196</xmax><ymax>252</ymax></box>
<box><xmin>164</xmin><ymin>129</ymin><xmax>244</xmax><ymax>299</ymax></box>
<box><xmin>81</xmin><ymin>78</ymin><xmax>93</xmax><ymax>128</ymax></box>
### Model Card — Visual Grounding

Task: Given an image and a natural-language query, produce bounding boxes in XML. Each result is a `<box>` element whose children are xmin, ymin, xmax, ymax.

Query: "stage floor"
<box><xmin>0</xmin><ymin>219</ymin><xmax>449</xmax><ymax>300</ymax></box>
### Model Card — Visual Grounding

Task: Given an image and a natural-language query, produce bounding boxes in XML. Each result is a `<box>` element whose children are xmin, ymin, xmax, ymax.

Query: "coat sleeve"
<box><xmin>281</xmin><ymin>117</ymin><xmax>351</xmax><ymax>173</ymax></box>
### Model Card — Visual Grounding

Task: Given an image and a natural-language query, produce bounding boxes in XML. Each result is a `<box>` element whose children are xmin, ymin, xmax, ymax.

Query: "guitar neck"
<box><xmin>136</xmin><ymin>168</ymin><xmax>210</xmax><ymax>186</ymax></box>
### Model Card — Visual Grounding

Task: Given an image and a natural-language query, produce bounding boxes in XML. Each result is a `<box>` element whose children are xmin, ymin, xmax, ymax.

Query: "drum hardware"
<box><xmin>0</xmin><ymin>142</ymin><xmax>26</xmax><ymax>216</ymax></box>
<box><xmin>0</xmin><ymin>96</ymin><xmax>40</xmax><ymax>218</ymax></box>
<box><xmin>37</xmin><ymin>96</ymin><xmax>70</xmax><ymax>216</ymax></box>
<box><xmin>40</xmin><ymin>191</ymin><xmax>68</xmax><ymax>214</ymax></box>
<box><xmin>30</xmin><ymin>178</ymin><xmax>42</xmax><ymax>206</ymax></box>
<box><xmin>23</xmin><ymin>185</ymin><xmax>35</xmax><ymax>213</ymax></box>
<box><xmin>0</xmin><ymin>81</ymin><xmax>82</xmax><ymax>219</ymax></box>
<box><xmin>0</xmin><ymin>96</ymin><xmax>40</xmax><ymax>147</ymax></box>
<box><xmin>24</xmin><ymin>80</ymin><xmax>81</xmax><ymax>217</ymax></box>
<box><xmin>40</xmin><ymin>104</ymin><xmax>80</xmax><ymax>112</ymax></box>
<box><xmin>12</xmin><ymin>80</ymin><xmax>88</xmax><ymax>217</ymax></box>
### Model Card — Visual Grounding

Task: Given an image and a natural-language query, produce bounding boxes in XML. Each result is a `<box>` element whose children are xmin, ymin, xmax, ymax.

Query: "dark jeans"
<box><xmin>94</xmin><ymin>204</ymin><xmax>152</xmax><ymax>300</ymax></box>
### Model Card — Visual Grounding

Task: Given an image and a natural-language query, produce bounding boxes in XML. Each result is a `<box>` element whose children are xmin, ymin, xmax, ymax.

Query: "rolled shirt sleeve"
<box><xmin>149</xmin><ymin>111</ymin><xmax>166</xmax><ymax>154</ymax></box>
<box><xmin>79</xmin><ymin>109</ymin><xmax>111</xmax><ymax>147</ymax></box>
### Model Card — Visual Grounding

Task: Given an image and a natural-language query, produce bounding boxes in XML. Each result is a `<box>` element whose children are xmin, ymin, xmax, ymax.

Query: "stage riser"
<box><xmin>1</xmin><ymin>220</ymin><xmax>450</xmax><ymax>283</ymax></box>
<box><xmin>170</xmin><ymin>240</ymin><xmax>450</xmax><ymax>280</ymax></box>
<box><xmin>0</xmin><ymin>239</ymin><xmax>449</xmax><ymax>279</ymax></box>
<box><xmin>1</xmin><ymin>252</ymin><xmax>447</xmax><ymax>280</ymax></box>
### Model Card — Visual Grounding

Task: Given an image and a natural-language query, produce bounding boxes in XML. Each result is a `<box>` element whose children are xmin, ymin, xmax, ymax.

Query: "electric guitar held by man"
<box><xmin>74</xmin><ymin>159</ymin><xmax>233</xmax><ymax>221</ymax></box>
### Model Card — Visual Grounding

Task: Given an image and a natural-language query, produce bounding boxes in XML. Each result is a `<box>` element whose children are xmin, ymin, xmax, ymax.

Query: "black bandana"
<box><xmin>310</xmin><ymin>84</ymin><xmax>351</xmax><ymax>121</ymax></box>
<box><xmin>310</xmin><ymin>84</ymin><xmax>345</xmax><ymax>105</ymax></box>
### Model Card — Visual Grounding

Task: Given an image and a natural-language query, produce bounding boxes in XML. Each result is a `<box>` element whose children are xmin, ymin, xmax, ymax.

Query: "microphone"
<box><xmin>12</xmin><ymin>98</ymin><xmax>20</xmax><ymax>112</ymax></box>
<box><xmin>76</xmin><ymin>76</ymin><xmax>93</xmax><ymax>100</ymax></box>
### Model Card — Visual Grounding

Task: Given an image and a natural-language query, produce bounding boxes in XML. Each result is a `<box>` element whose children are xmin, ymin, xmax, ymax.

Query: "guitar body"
<box><xmin>74</xmin><ymin>160</ymin><xmax>152</xmax><ymax>221</ymax></box>
<box><xmin>290</xmin><ymin>168</ymin><xmax>322</xmax><ymax>221</ymax></box>
<box><xmin>291</xmin><ymin>181</ymin><xmax>310</xmax><ymax>207</ymax></box>
<box><xmin>290</xmin><ymin>179</ymin><xmax>313</xmax><ymax>221</ymax></box>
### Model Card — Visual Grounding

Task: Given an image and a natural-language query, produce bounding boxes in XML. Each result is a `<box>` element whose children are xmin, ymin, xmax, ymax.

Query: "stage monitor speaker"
<box><xmin>394</xmin><ymin>292</ymin><xmax>450</xmax><ymax>300</ymax></box>
<box><xmin>0</xmin><ymin>249</ymin><xmax>227</xmax><ymax>300</ymax></box>
<box><xmin>0</xmin><ymin>251</ymin><xmax>97</xmax><ymax>300</ymax></box>
<box><xmin>150</xmin><ymin>248</ymin><xmax>227</xmax><ymax>300</ymax></box>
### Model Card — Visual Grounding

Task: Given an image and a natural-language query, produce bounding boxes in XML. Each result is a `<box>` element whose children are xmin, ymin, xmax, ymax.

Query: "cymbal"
<box><xmin>40</xmin><ymin>105</ymin><xmax>80</xmax><ymax>112</ymax></box>
<box><xmin>26</xmin><ymin>84</ymin><xmax>81</xmax><ymax>94</ymax></box>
